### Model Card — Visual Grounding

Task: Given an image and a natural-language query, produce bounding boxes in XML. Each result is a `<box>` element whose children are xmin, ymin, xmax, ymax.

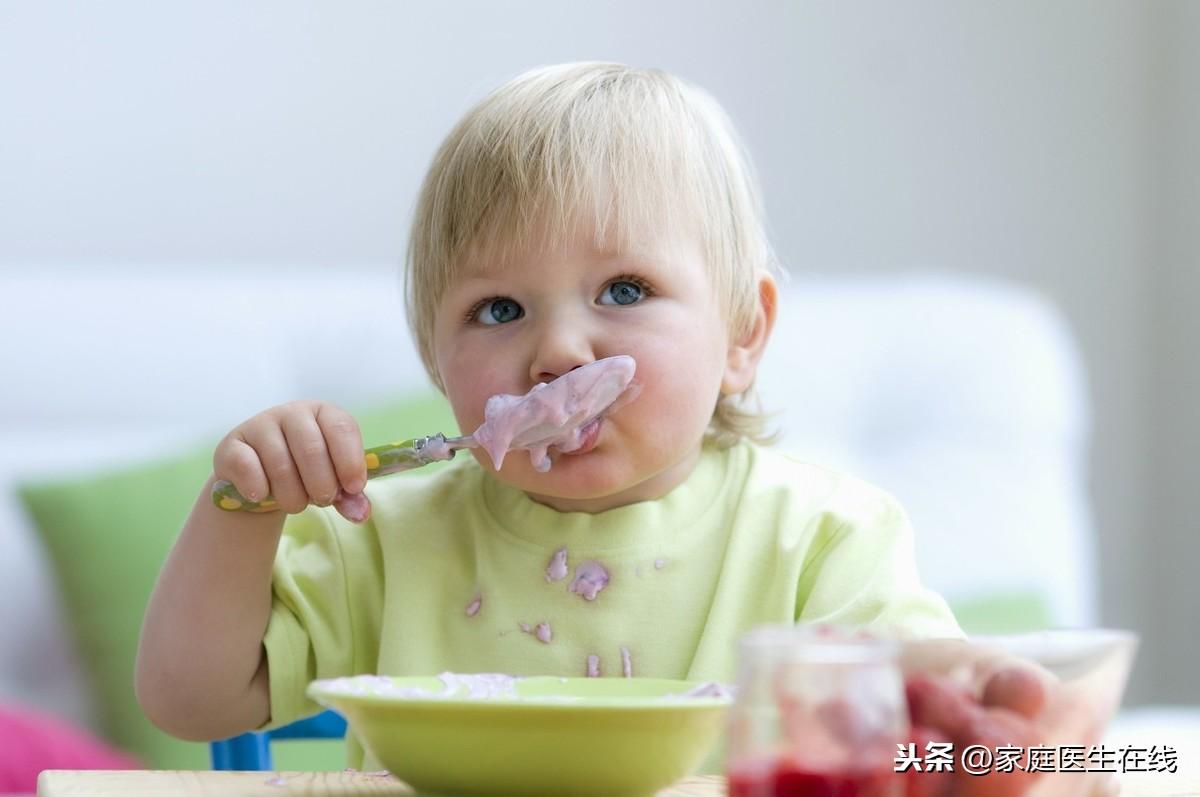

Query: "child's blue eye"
<box><xmin>473</xmin><ymin>298</ymin><xmax>524</xmax><ymax>325</ymax></box>
<box><xmin>599</xmin><ymin>279</ymin><xmax>645</xmax><ymax>307</ymax></box>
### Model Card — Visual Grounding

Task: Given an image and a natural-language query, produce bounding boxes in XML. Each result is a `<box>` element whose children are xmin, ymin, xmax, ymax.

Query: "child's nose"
<box><xmin>529</xmin><ymin>336</ymin><xmax>595</xmax><ymax>385</ymax></box>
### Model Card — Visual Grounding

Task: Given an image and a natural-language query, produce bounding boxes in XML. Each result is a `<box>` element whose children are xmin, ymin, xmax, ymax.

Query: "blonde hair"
<box><xmin>404</xmin><ymin>61</ymin><xmax>784</xmax><ymax>448</ymax></box>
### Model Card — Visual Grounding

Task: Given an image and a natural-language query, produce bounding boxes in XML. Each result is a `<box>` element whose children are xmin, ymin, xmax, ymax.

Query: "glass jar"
<box><xmin>726</xmin><ymin>626</ymin><xmax>908</xmax><ymax>797</ymax></box>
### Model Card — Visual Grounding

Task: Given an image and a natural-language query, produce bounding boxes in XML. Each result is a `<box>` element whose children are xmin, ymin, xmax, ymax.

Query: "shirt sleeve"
<box><xmin>794</xmin><ymin>477</ymin><xmax>966</xmax><ymax>640</ymax></box>
<box><xmin>257</xmin><ymin>503</ymin><xmax>385</xmax><ymax>730</ymax></box>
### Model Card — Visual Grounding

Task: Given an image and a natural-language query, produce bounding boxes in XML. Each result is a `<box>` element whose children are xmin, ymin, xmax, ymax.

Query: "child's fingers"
<box><xmin>334</xmin><ymin>491</ymin><xmax>372</xmax><ymax>525</ymax></box>
<box><xmin>214</xmin><ymin>435</ymin><xmax>271</xmax><ymax>504</ymax></box>
<box><xmin>280</xmin><ymin>410</ymin><xmax>341</xmax><ymax>508</ymax></box>
<box><xmin>242</xmin><ymin>422</ymin><xmax>309</xmax><ymax>514</ymax></box>
<box><xmin>315</xmin><ymin>403</ymin><xmax>366</xmax><ymax>494</ymax></box>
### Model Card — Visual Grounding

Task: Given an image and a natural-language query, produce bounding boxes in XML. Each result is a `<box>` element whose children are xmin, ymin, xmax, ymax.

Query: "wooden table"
<box><xmin>34</xmin><ymin>771</ymin><xmax>723</xmax><ymax>796</ymax></box>
<box><xmin>35</xmin><ymin>770</ymin><xmax>1200</xmax><ymax>796</ymax></box>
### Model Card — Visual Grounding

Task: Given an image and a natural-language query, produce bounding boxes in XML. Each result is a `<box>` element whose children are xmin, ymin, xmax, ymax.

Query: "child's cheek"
<box><xmin>444</xmin><ymin>352</ymin><xmax>503</xmax><ymax>401</ymax></box>
<box><xmin>619</xmin><ymin>363</ymin><xmax>706</xmax><ymax>444</ymax></box>
<box><xmin>443</xmin><ymin>374</ymin><xmax>492</xmax><ymax>434</ymax></box>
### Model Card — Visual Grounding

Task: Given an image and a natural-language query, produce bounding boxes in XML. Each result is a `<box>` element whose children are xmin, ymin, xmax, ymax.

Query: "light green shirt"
<box><xmin>261</xmin><ymin>439</ymin><xmax>962</xmax><ymax>768</ymax></box>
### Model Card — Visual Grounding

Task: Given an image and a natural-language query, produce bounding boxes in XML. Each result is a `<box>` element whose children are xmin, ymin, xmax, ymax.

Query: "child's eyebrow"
<box><xmin>456</xmin><ymin>249</ymin><xmax>671</xmax><ymax>284</ymax></box>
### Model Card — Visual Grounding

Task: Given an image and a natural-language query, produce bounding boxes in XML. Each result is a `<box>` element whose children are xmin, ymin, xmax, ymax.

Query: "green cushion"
<box><xmin>17</xmin><ymin>391</ymin><xmax>459</xmax><ymax>769</ymax></box>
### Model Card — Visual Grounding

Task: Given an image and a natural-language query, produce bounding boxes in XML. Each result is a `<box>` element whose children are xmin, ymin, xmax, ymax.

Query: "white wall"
<box><xmin>0</xmin><ymin>1</ymin><xmax>1193</xmax><ymax>704</ymax></box>
<box><xmin>1148</xmin><ymin>0</ymin><xmax>1200</xmax><ymax>706</ymax></box>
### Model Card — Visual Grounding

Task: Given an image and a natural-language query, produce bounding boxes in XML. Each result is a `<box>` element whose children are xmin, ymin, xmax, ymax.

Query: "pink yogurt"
<box><xmin>472</xmin><ymin>355</ymin><xmax>640</xmax><ymax>472</ymax></box>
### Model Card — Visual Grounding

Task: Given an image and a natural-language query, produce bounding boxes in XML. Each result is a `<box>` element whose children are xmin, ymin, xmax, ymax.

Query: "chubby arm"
<box><xmin>135</xmin><ymin>400</ymin><xmax>367</xmax><ymax>741</ymax></box>
<box><xmin>134</xmin><ymin>478</ymin><xmax>282</xmax><ymax>740</ymax></box>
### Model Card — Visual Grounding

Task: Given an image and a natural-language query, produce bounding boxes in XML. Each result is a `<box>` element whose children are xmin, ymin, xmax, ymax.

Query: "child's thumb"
<box><xmin>333</xmin><ymin>489</ymin><xmax>371</xmax><ymax>524</ymax></box>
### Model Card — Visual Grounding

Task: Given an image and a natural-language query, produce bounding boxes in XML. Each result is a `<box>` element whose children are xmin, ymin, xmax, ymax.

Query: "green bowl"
<box><xmin>307</xmin><ymin>674</ymin><xmax>733</xmax><ymax>797</ymax></box>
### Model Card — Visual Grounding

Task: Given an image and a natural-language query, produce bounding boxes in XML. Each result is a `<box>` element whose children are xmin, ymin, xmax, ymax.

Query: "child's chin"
<box><xmin>506</xmin><ymin>453</ymin><xmax>628</xmax><ymax>496</ymax></box>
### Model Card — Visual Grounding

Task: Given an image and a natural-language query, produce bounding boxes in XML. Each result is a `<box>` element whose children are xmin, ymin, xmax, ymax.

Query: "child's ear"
<box><xmin>721</xmin><ymin>271</ymin><xmax>778</xmax><ymax>395</ymax></box>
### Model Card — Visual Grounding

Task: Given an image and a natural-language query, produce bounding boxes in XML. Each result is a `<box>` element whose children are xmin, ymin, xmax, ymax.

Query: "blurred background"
<box><xmin>0</xmin><ymin>0</ymin><xmax>1196</xmax><ymax>770</ymax></box>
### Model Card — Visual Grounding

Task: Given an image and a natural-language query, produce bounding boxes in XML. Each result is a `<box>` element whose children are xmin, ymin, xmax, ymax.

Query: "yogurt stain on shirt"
<box><xmin>569</xmin><ymin>561</ymin><xmax>610</xmax><ymax>601</ymax></box>
<box><xmin>518</xmin><ymin>621</ymin><xmax>553</xmax><ymax>644</ymax></box>
<box><xmin>545</xmin><ymin>547</ymin><xmax>569</xmax><ymax>582</ymax></box>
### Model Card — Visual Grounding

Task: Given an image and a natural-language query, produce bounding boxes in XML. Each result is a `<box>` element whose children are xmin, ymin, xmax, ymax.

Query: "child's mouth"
<box><xmin>563</xmin><ymin>418</ymin><xmax>602</xmax><ymax>456</ymax></box>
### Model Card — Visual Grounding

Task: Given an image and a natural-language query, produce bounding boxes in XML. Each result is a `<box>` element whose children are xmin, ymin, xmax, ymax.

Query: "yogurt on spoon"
<box><xmin>472</xmin><ymin>354</ymin><xmax>640</xmax><ymax>472</ymax></box>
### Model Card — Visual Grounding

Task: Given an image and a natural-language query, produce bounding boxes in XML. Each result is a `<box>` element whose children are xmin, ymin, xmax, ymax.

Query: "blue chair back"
<box><xmin>210</xmin><ymin>709</ymin><xmax>347</xmax><ymax>770</ymax></box>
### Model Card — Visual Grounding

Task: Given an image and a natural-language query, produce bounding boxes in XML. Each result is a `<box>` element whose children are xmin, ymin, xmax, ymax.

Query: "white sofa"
<box><xmin>0</xmin><ymin>266</ymin><xmax>1097</xmax><ymax>731</ymax></box>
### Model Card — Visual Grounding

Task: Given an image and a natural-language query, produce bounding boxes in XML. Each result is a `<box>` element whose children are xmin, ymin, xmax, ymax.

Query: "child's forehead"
<box><xmin>456</xmin><ymin>221</ymin><xmax>701</xmax><ymax>281</ymax></box>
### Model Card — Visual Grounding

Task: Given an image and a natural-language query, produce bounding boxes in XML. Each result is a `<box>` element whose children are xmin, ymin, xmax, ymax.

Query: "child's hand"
<box><xmin>213</xmin><ymin>400</ymin><xmax>371</xmax><ymax>523</ymax></box>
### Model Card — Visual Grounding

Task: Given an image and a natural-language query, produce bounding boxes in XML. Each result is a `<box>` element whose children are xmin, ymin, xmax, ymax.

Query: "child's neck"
<box><xmin>524</xmin><ymin>443</ymin><xmax>703</xmax><ymax>514</ymax></box>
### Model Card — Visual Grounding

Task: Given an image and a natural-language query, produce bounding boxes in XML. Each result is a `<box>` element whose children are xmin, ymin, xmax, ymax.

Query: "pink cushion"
<box><xmin>0</xmin><ymin>703</ymin><xmax>140</xmax><ymax>793</ymax></box>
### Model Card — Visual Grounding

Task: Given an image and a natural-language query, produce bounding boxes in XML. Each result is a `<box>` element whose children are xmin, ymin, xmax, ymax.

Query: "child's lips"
<box><xmin>563</xmin><ymin>418</ymin><xmax>602</xmax><ymax>456</ymax></box>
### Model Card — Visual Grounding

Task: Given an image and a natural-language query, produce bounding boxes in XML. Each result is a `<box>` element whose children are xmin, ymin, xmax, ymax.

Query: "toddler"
<box><xmin>136</xmin><ymin>62</ymin><xmax>963</xmax><ymax>770</ymax></box>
